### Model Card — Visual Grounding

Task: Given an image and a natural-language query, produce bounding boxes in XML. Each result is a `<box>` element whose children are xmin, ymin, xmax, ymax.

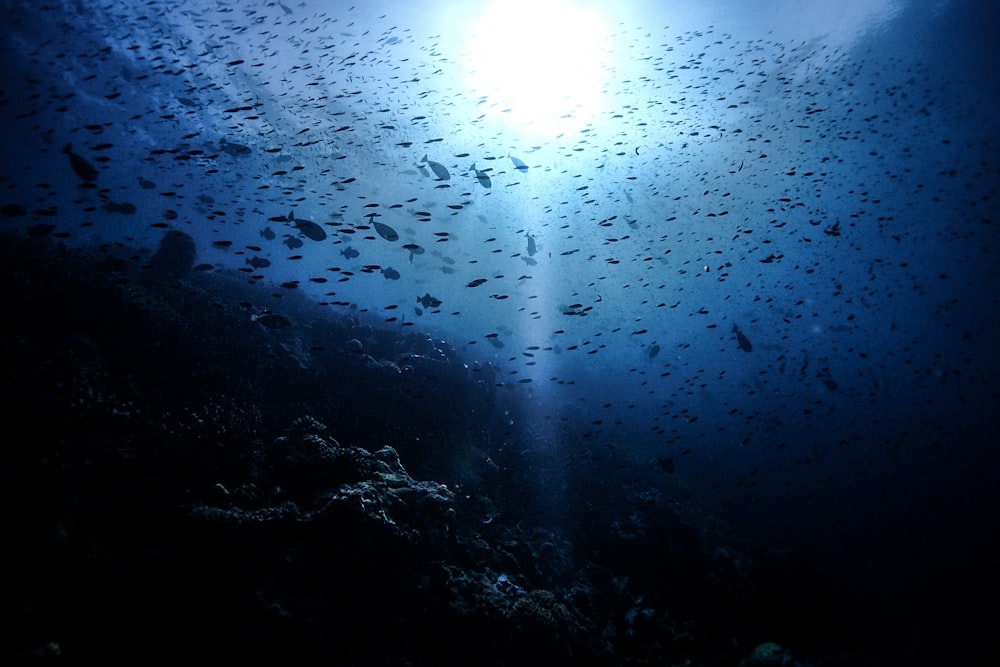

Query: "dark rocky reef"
<box><xmin>1</xmin><ymin>234</ymin><xmax>881</xmax><ymax>665</ymax></box>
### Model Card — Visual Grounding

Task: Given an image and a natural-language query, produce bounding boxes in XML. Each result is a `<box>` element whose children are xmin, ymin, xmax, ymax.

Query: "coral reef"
<box><xmin>1</xmin><ymin>236</ymin><xmax>885</xmax><ymax>665</ymax></box>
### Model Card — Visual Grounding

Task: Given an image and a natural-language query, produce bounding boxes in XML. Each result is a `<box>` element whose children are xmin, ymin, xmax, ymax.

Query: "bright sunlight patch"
<box><xmin>464</xmin><ymin>0</ymin><xmax>614</xmax><ymax>137</ymax></box>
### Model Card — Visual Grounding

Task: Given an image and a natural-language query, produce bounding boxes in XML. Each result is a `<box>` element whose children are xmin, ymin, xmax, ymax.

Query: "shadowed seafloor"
<box><xmin>2</xmin><ymin>233</ymin><xmax>996</xmax><ymax>666</ymax></box>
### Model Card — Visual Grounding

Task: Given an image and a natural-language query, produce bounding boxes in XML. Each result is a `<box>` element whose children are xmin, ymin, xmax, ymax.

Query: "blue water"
<box><xmin>2</xmin><ymin>0</ymin><xmax>998</xmax><ymax>663</ymax></box>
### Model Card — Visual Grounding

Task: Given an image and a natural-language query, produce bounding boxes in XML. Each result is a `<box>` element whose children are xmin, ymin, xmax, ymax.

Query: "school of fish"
<box><xmin>1</xmin><ymin>0</ymin><xmax>997</xmax><ymax>493</ymax></box>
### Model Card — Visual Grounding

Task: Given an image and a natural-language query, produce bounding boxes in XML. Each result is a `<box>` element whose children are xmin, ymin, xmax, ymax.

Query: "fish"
<box><xmin>219</xmin><ymin>138</ymin><xmax>251</xmax><ymax>157</ymax></box>
<box><xmin>62</xmin><ymin>144</ymin><xmax>98</xmax><ymax>181</ymax></box>
<box><xmin>252</xmin><ymin>311</ymin><xmax>292</xmax><ymax>329</ymax></box>
<box><xmin>732</xmin><ymin>324</ymin><xmax>752</xmax><ymax>352</ymax></box>
<box><xmin>283</xmin><ymin>235</ymin><xmax>304</xmax><ymax>250</ymax></box>
<box><xmin>103</xmin><ymin>200</ymin><xmax>136</xmax><ymax>214</ymax></box>
<box><xmin>27</xmin><ymin>223</ymin><xmax>55</xmax><ymax>238</ymax></box>
<box><xmin>381</xmin><ymin>266</ymin><xmax>400</xmax><ymax>280</ymax></box>
<box><xmin>341</xmin><ymin>246</ymin><xmax>360</xmax><ymax>259</ymax></box>
<box><xmin>402</xmin><ymin>243</ymin><xmax>425</xmax><ymax>262</ymax></box>
<box><xmin>260</xmin><ymin>227</ymin><xmax>276</xmax><ymax>240</ymax></box>
<box><xmin>526</xmin><ymin>232</ymin><xmax>537</xmax><ymax>256</ymax></box>
<box><xmin>287</xmin><ymin>210</ymin><xmax>327</xmax><ymax>241</ymax></box>
<box><xmin>417</xmin><ymin>292</ymin><xmax>442</xmax><ymax>309</ymax></box>
<box><xmin>246</xmin><ymin>256</ymin><xmax>271</xmax><ymax>269</ymax></box>
<box><xmin>471</xmin><ymin>163</ymin><xmax>492</xmax><ymax>188</ymax></box>
<box><xmin>370</xmin><ymin>217</ymin><xmax>399</xmax><ymax>242</ymax></box>
<box><xmin>421</xmin><ymin>154</ymin><xmax>450</xmax><ymax>180</ymax></box>
<box><xmin>819</xmin><ymin>367</ymin><xmax>839</xmax><ymax>391</ymax></box>
<box><xmin>509</xmin><ymin>154</ymin><xmax>529</xmax><ymax>172</ymax></box>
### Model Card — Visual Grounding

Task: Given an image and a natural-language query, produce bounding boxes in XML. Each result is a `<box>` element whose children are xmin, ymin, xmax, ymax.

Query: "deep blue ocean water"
<box><xmin>2</xmin><ymin>1</ymin><xmax>998</xmax><ymax>664</ymax></box>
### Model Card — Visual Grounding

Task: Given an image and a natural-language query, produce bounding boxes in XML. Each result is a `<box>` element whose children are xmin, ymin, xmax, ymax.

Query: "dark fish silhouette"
<box><xmin>421</xmin><ymin>154</ymin><xmax>450</xmax><ymax>180</ymax></box>
<box><xmin>471</xmin><ymin>163</ymin><xmax>492</xmax><ymax>188</ymax></box>
<box><xmin>732</xmin><ymin>324</ymin><xmax>752</xmax><ymax>352</ymax></box>
<box><xmin>252</xmin><ymin>311</ymin><xmax>292</xmax><ymax>329</ymax></box>
<box><xmin>287</xmin><ymin>210</ymin><xmax>327</xmax><ymax>241</ymax></box>
<box><xmin>819</xmin><ymin>366</ymin><xmax>839</xmax><ymax>391</ymax></box>
<box><xmin>62</xmin><ymin>144</ymin><xmax>98</xmax><ymax>181</ymax></box>
<box><xmin>509</xmin><ymin>154</ymin><xmax>529</xmax><ymax>172</ymax></box>
<box><xmin>402</xmin><ymin>243</ymin><xmax>424</xmax><ymax>262</ymax></box>
<box><xmin>370</xmin><ymin>217</ymin><xmax>399</xmax><ymax>242</ymax></box>
<box><xmin>220</xmin><ymin>138</ymin><xmax>251</xmax><ymax>157</ymax></box>
<box><xmin>341</xmin><ymin>246</ymin><xmax>360</xmax><ymax>259</ymax></box>
<box><xmin>417</xmin><ymin>292</ymin><xmax>442</xmax><ymax>309</ymax></box>
<box><xmin>103</xmin><ymin>200</ymin><xmax>136</xmax><ymax>214</ymax></box>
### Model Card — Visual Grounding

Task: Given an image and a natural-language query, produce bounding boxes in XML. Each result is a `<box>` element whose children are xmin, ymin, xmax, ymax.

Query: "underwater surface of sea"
<box><xmin>2</xmin><ymin>0</ymin><xmax>998</xmax><ymax>664</ymax></box>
